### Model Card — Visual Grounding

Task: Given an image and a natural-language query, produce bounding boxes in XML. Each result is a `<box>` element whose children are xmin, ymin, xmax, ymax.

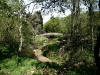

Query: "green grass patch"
<box><xmin>0</xmin><ymin>55</ymin><xmax>43</xmax><ymax>75</ymax></box>
<box><xmin>35</xmin><ymin>36</ymin><xmax>48</xmax><ymax>44</ymax></box>
<box><xmin>0</xmin><ymin>55</ymin><xmax>59</xmax><ymax>75</ymax></box>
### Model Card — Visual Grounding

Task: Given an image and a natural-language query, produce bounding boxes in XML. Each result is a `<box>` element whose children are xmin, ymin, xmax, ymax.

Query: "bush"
<box><xmin>43</xmin><ymin>16</ymin><xmax>71</xmax><ymax>34</ymax></box>
<box><xmin>0</xmin><ymin>44</ymin><xmax>9</xmax><ymax>59</ymax></box>
<box><xmin>44</xmin><ymin>17</ymin><xmax>62</xmax><ymax>33</ymax></box>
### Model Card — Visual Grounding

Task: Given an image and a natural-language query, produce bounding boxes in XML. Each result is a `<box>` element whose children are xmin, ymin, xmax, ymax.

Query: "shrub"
<box><xmin>44</xmin><ymin>17</ymin><xmax>62</xmax><ymax>33</ymax></box>
<box><xmin>0</xmin><ymin>44</ymin><xmax>9</xmax><ymax>59</ymax></box>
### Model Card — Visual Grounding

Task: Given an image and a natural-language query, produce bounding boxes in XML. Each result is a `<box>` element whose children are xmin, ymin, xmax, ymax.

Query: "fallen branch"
<box><xmin>37</xmin><ymin>33</ymin><xmax>63</xmax><ymax>38</ymax></box>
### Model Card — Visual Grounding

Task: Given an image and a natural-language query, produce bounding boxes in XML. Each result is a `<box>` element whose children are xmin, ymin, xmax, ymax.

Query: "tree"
<box><xmin>44</xmin><ymin>17</ymin><xmax>61</xmax><ymax>33</ymax></box>
<box><xmin>0</xmin><ymin>0</ymin><xmax>23</xmax><ymax>59</ymax></box>
<box><xmin>99</xmin><ymin>0</ymin><xmax>100</xmax><ymax>16</ymax></box>
<box><xmin>12</xmin><ymin>0</ymin><xmax>25</xmax><ymax>52</ymax></box>
<box><xmin>94</xmin><ymin>0</ymin><xmax>100</xmax><ymax>74</ymax></box>
<box><xmin>82</xmin><ymin>0</ymin><xmax>96</xmax><ymax>50</ymax></box>
<box><xmin>94</xmin><ymin>33</ymin><xmax>100</xmax><ymax>74</ymax></box>
<box><xmin>21</xmin><ymin>11</ymin><xmax>43</xmax><ymax>50</ymax></box>
<box><xmin>88</xmin><ymin>0</ymin><xmax>94</xmax><ymax>51</ymax></box>
<box><xmin>70</xmin><ymin>0</ymin><xmax>82</xmax><ymax>51</ymax></box>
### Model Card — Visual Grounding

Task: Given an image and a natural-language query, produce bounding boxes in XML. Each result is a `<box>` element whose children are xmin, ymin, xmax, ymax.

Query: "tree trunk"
<box><xmin>88</xmin><ymin>2</ymin><xmax>94</xmax><ymax>51</ymax></box>
<box><xmin>18</xmin><ymin>25</ymin><xmax>23</xmax><ymax>52</ymax></box>
<box><xmin>71</xmin><ymin>0</ymin><xmax>81</xmax><ymax>50</ymax></box>
<box><xmin>94</xmin><ymin>33</ymin><xmax>100</xmax><ymax>74</ymax></box>
<box><xmin>18</xmin><ymin>8</ymin><xmax>23</xmax><ymax>52</ymax></box>
<box><xmin>71</xmin><ymin>0</ymin><xmax>75</xmax><ymax>37</ymax></box>
<box><xmin>99</xmin><ymin>0</ymin><xmax>100</xmax><ymax>16</ymax></box>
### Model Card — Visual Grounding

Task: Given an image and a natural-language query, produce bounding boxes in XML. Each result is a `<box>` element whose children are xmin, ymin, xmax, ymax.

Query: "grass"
<box><xmin>0</xmin><ymin>55</ymin><xmax>42</xmax><ymax>75</ymax></box>
<box><xmin>0</xmin><ymin>55</ymin><xmax>59</xmax><ymax>75</ymax></box>
<box><xmin>35</xmin><ymin>36</ymin><xmax>48</xmax><ymax>44</ymax></box>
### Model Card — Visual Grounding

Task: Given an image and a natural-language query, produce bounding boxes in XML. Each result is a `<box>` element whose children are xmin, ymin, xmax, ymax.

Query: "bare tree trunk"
<box><xmin>76</xmin><ymin>0</ymin><xmax>81</xmax><ymax>48</ymax></box>
<box><xmin>71</xmin><ymin>0</ymin><xmax>81</xmax><ymax>50</ymax></box>
<box><xmin>18</xmin><ymin>25</ymin><xmax>22</xmax><ymax>52</ymax></box>
<box><xmin>88</xmin><ymin>2</ymin><xmax>94</xmax><ymax>51</ymax></box>
<box><xmin>71</xmin><ymin>0</ymin><xmax>75</xmax><ymax>38</ymax></box>
<box><xmin>76</xmin><ymin>0</ymin><xmax>80</xmax><ymax>32</ymax></box>
<box><xmin>18</xmin><ymin>7</ymin><xmax>23</xmax><ymax>52</ymax></box>
<box><xmin>91</xmin><ymin>24</ymin><xmax>94</xmax><ymax>51</ymax></box>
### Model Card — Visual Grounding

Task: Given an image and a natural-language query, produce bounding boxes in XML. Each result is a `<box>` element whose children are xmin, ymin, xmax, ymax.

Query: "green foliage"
<box><xmin>0</xmin><ymin>0</ymin><xmax>20</xmax><ymax>59</ymax></box>
<box><xmin>22</xmin><ymin>21</ymin><xmax>34</xmax><ymax>50</ymax></box>
<box><xmin>0</xmin><ymin>56</ymin><xmax>38</xmax><ymax>75</ymax></box>
<box><xmin>27</xmin><ymin>11</ymin><xmax>43</xmax><ymax>34</ymax></box>
<box><xmin>35</xmin><ymin>36</ymin><xmax>48</xmax><ymax>44</ymax></box>
<box><xmin>0</xmin><ymin>0</ymin><xmax>44</xmax><ymax>59</ymax></box>
<box><xmin>44</xmin><ymin>11</ymin><xmax>100</xmax><ymax>36</ymax></box>
<box><xmin>0</xmin><ymin>44</ymin><xmax>9</xmax><ymax>59</ymax></box>
<box><xmin>0</xmin><ymin>56</ymin><xmax>59</xmax><ymax>75</ymax></box>
<box><xmin>67</xmin><ymin>65</ymin><xmax>97</xmax><ymax>75</ymax></box>
<box><xmin>44</xmin><ymin>15</ymin><xmax>71</xmax><ymax>34</ymax></box>
<box><xmin>0</xmin><ymin>0</ymin><xmax>100</xmax><ymax>74</ymax></box>
<box><xmin>21</xmin><ymin>11</ymin><xmax>43</xmax><ymax>50</ymax></box>
<box><xmin>42</xmin><ymin>38</ymin><xmax>60</xmax><ymax>51</ymax></box>
<box><xmin>44</xmin><ymin>17</ymin><xmax>63</xmax><ymax>33</ymax></box>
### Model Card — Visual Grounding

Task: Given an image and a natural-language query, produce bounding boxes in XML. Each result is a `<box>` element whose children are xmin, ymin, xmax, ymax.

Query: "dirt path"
<box><xmin>33</xmin><ymin>49</ymin><xmax>53</xmax><ymax>62</ymax></box>
<box><xmin>37</xmin><ymin>33</ymin><xmax>63</xmax><ymax>37</ymax></box>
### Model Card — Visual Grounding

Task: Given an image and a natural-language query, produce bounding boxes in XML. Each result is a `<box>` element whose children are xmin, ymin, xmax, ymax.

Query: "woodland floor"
<box><xmin>0</xmin><ymin>33</ymin><xmax>97</xmax><ymax>75</ymax></box>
